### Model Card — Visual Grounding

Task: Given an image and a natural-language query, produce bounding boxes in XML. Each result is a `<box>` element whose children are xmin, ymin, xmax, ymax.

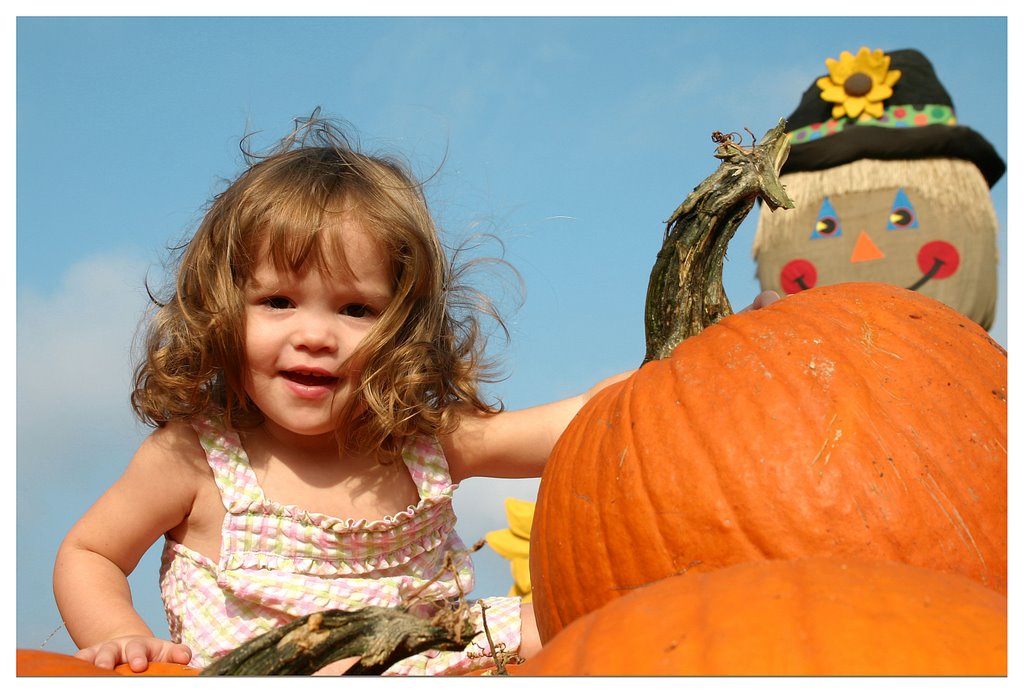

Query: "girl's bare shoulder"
<box><xmin>131</xmin><ymin>420</ymin><xmax>210</xmax><ymax>478</ymax></box>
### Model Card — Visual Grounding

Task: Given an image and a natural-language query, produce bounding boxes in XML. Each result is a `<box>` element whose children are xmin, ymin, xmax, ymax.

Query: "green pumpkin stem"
<box><xmin>200</xmin><ymin>606</ymin><xmax>474</xmax><ymax>676</ymax></box>
<box><xmin>642</xmin><ymin>118</ymin><xmax>795</xmax><ymax>364</ymax></box>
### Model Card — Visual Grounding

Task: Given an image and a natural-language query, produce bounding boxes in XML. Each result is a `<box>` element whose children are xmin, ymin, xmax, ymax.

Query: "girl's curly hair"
<box><xmin>131</xmin><ymin>112</ymin><xmax>508</xmax><ymax>461</ymax></box>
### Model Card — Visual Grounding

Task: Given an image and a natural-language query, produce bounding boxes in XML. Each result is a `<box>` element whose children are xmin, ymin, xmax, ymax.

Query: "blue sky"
<box><xmin>15</xmin><ymin>13</ymin><xmax>1011</xmax><ymax>659</ymax></box>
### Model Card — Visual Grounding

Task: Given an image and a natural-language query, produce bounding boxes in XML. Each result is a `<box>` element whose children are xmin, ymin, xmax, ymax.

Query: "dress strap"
<box><xmin>401</xmin><ymin>437</ymin><xmax>456</xmax><ymax>500</ymax></box>
<box><xmin>190</xmin><ymin>416</ymin><xmax>264</xmax><ymax>512</ymax></box>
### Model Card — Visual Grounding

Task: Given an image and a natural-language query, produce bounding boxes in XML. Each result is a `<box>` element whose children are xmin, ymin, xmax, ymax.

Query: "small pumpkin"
<box><xmin>518</xmin><ymin>557</ymin><xmax>1007</xmax><ymax>676</ymax></box>
<box><xmin>530</xmin><ymin>122</ymin><xmax>1007</xmax><ymax>641</ymax></box>
<box><xmin>15</xmin><ymin>649</ymin><xmax>199</xmax><ymax>676</ymax></box>
<box><xmin>113</xmin><ymin>661</ymin><xmax>200</xmax><ymax>676</ymax></box>
<box><xmin>16</xmin><ymin>650</ymin><xmax>117</xmax><ymax>676</ymax></box>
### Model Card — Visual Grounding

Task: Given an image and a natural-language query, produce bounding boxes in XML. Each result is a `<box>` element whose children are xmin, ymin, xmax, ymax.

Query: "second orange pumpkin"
<box><xmin>518</xmin><ymin>557</ymin><xmax>1007</xmax><ymax>676</ymax></box>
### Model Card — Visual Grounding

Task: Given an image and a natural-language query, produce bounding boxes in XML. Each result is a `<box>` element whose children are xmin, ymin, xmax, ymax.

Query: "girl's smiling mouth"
<box><xmin>282</xmin><ymin>369</ymin><xmax>339</xmax><ymax>387</ymax></box>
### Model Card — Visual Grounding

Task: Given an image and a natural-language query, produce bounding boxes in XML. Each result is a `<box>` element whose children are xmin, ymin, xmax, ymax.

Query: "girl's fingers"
<box><xmin>740</xmin><ymin>290</ymin><xmax>781</xmax><ymax>312</ymax></box>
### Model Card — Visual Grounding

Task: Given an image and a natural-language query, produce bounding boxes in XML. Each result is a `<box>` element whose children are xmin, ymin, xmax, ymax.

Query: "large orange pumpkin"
<box><xmin>531</xmin><ymin>282</ymin><xmax>1007</xmax><ymax>640</ymax></box>
<box><xmin>517</xmin><ymin>557</ymin><xmax>1007</xmax><ymax>676</ymax></box>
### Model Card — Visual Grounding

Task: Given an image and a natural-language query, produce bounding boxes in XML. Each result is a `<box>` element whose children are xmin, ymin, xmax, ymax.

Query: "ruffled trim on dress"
<box><xmin>218</xmin><ymin>516</ymin><xmax>471</xmax><ymax>578</ymax></box>
<box><xmin>191</xmin><ymin>415</ymin><xmax>475</xmax><ymax>578</ymax></box>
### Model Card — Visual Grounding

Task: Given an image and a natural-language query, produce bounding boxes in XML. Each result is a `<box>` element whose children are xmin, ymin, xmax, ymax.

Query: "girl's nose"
<box><xmin>292</xmin><ymin>313</ymin><xmax>338</xmax><ymax>352</ymax></box>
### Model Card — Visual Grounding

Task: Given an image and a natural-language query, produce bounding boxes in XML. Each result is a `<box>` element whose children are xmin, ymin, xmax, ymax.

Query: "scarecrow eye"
<box><xmin>810</xmin><ymin>197</ymin><xmax>843</xmax><ymax>239</ymax></box>
<box><xmin>887</xmin><ymin>188</ymin><xmax>919</xmax><ymax>230</ymax></box>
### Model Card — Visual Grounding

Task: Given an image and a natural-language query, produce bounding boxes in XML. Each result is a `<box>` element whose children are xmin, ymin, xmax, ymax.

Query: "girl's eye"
<box><xmin>262</xmin><ymin>296</ymin><xmax>294</xmax><ymax>310</ymax></box>
<box><xmin>341</xmin><ymin>304</ymin><xmax>374</xmax><ymax>318</ymax></box>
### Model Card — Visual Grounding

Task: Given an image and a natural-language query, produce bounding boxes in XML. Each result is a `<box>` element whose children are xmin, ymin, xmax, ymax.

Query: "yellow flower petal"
<box><xmin>818</xmin><ymin>81</ymin><xmax>848</xmax><ymax>105</ymax></box>
<box><xmin>488</xmin><ymin>497</ymin><xmax>537</xmax><ymax>601</ymax></box>
<box><xmin>825</xmin><ymin>52</ymin><xmax>856</xmax><ymax>81</ymax></box>
<box><xmin>845</xmin><ymin>96</ymin><xmax>869</xmax><ymax>119</ymax></box>
<box><xmin>485</xmin><ymin>528</ymin><xmax>530</xmax><ymax>560</ymax></box>
<box><xmin>866</xmin><ymin>84</ymin><xmax>894</xmax><ymax>103</ymax></box>
<box><xmin>884</xmin><ymin>69</ymin><xmax>902</xmax><ymax>87</ymax></box>
<box><xmin>510</xmin><ymin>556</ymin><xmax>532</xmax><ymax>594</ymax></box>
<box><xmin>504</xmin><ymin>498</ymin><xmax>535</xmax><ymax>540</ymax></box>
<box><xmin>863</xmin><ymin>102</ymin><xmax>885</xmax><ymax>119</ymax></box>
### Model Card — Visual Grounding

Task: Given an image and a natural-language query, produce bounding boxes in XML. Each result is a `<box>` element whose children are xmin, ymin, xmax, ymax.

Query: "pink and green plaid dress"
<box><xmin>159</xmin><ymin>416</ymin><xmax>522</xmax><ymax>675</ymax></box>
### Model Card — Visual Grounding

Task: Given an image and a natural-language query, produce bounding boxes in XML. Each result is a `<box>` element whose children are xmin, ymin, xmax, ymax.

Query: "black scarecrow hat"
<box><xmin>782</xmin><ymin>48</ymin><xmax>1005</xmax><ymax>188</ymax></box>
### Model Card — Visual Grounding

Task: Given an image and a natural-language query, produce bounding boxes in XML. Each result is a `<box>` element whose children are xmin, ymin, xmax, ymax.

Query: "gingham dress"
<box><xmin>159</xmin><ymin>416</ymin><xmax>522</xmax><ymax>675</ymax></box>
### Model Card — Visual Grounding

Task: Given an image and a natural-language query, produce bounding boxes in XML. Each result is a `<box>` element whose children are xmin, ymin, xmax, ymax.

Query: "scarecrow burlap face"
<box><xmin>753</xmin><ymin>157</ymin><xmax>999</xmax><ymax>329</ymax></box>
<box><xmin>753</xmin><ymin>47</ymin><xmax>1005</xmax><ymax>331</ymax></box>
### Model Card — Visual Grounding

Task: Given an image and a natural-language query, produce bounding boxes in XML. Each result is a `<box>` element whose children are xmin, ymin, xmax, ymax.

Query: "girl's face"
<box><xmin>242</xmin><ymin>216</ymin><xmax>395</xmax><ymax>444</ymax></box>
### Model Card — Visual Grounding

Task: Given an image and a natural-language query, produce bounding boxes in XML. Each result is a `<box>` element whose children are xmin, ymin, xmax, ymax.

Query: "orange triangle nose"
<box><xmin>850</xmin><ymin>231</ymin><xmax>885</xmax><ymax>263</ymax></box>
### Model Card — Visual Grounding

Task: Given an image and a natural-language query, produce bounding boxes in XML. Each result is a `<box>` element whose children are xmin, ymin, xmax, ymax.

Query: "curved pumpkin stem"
<box><xmin>643</xmin><ymin>118</ymin><xmax>795</xmax><ymax>364</ymax></box>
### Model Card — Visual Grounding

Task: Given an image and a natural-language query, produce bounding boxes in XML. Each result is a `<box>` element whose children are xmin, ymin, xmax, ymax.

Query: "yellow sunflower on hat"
<box><xmin>816</xmin><ymin>46</ymin><xmax>902</xmax><ymax>120</ymax></box>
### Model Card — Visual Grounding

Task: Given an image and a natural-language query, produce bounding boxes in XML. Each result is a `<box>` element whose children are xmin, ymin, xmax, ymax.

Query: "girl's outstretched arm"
<box><xmin>444</xmin><ymin>369</ymin><xmax>635</xmax><ymax>483</ymax></box>
<box><xmin>53</xmin><ymin>422</ymin><xmax>202</xmax><ymax>670</ymax></box>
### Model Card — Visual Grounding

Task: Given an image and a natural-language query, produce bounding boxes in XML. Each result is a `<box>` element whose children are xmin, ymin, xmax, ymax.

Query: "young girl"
<box><xmin>53</xmin><ymin>113</ymin><xmax>776</xmax><ymax>675</ymax></box>
<box><xmin>51</xmin><ymin>114</ymin><xmax>626</xmax><ymax>676</ymax></box>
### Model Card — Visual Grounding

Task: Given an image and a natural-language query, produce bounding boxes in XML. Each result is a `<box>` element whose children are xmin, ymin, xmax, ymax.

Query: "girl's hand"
<box><xmin>75</xmin><ymin>635</ymin><xmax>192</xmax><ymax>672</ymax></box>
<box><xmin>740</xmin><ymin>290</ymin><xmax>781</xmax><ymax>312</ymax></box>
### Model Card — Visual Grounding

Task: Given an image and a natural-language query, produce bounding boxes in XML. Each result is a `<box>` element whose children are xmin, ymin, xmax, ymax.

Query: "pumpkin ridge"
<box><xmin>864</xmin><ymin>293</ymin><xmax>1005</xmax><ymax>588</ymax></box>
<box><xmin>701</xmin><ymin>316</ymin><xmax>831</xmax><ymax>561</ymax></box>
<box><xmin>639</xmin><ymin>360</ymin><xmax>713</xmax><ymax>572</ymax></box>
<box><xmin>655</xmin><ymin>357</ymin><xmax>752</xmax><ymax>569</ymax></box>
<box><xmin>599</xmin><ymin>384</ymin><xmax>639</xmax><ymax>602</ymax></box>
<box><xmin>616</xmin><ymin>379</ymin><xmax>660</xmax><ymax>590</ymax></box>
<box><xmin>595</xmin><ymin>388</ymin><xmax>629</xmax><ymax>602</ymax></box>
<box><xmin>541</xmin><ymin>379</ymin><xmax>628</xmax><ymax>630</ymax></box>
<box><xmin>931</xmin><ymin>322</ymin><xmax>1008</xmax><ymax>437</ymax></box>
<box><xmin>850</xmin><ymin>293</ymin><xmax>999</xmax><ymax>577</ymax></box>
<box><xmin>615</xmin><ymin>373</ymin><xmax>685</xmax><ymax>595</ymax></box>
<box><xmin>668</xmin><ymin>357</ymin><xmax>771</xmax><ymax>565</ymax></box>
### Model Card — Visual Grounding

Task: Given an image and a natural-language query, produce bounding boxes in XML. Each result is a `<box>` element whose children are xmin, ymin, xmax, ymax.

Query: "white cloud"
<box><xmin>17</xmin><ymin>252</ymin><xmax>167</xmax><ymax>651</ymax></box>
<box><xmin>18</xmin><ymin>253</ymin><xmax>156</xmax><ymax>473</ymax></box>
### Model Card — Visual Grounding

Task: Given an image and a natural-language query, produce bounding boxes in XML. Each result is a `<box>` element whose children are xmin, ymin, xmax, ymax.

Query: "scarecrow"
<box><xmin>753</xmin><ymin>47</ymin><xmax>1005</xmax><ymax>330</ymax></box>
<box><xmin>488</xmin><ymin>48</ymin><xmax>1007</xmax><ymax>602</ymax></box>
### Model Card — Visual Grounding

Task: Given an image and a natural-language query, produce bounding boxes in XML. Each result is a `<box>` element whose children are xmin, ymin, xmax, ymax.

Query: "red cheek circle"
<box><xmin>917</xmin><ymin>241</ymin><xmax>960</xmax><ymax>279</ymax></box>
<box><xmin>780</xmin><ymin>259</ymin><xmax>818</xmax><ymax>294</ymax></box>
